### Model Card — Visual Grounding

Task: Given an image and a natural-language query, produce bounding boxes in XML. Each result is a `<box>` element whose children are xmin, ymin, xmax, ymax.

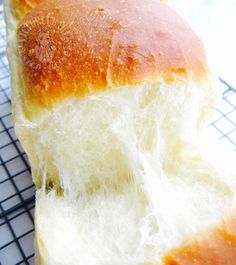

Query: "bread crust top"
<box><xmin>17</xmin><ymin>0</ymin><xmax>209</xmax><ymax>107</ymax></box>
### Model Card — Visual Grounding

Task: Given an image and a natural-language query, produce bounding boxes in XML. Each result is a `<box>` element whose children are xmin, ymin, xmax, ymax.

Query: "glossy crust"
<box><xmin>12</xmin><ymin>0</ymin><xmax>169</xmax><ymax>21</ymax></box>
<box><xmin>17</xmin><ymin>0</ymin><xmax>209</xmax><ymax>107</ymax></box>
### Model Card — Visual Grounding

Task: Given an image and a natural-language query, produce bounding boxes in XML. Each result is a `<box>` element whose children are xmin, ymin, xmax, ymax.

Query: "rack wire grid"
<box><xmin>0</xmin><ymin>3</ymin><xmax>236</xmax><ymax>265</ymax></box>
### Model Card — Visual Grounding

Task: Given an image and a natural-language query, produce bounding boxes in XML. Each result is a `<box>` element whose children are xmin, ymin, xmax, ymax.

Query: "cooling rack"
<box><xmin>0</xmin><ymin>3</ymin><xmax>236</xmax><ymax>265</ymax></box>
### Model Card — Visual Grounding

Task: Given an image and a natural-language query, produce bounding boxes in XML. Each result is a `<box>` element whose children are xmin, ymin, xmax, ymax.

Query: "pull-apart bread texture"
<box><xmin>4</xmin><ymin>0</ymin><xmax>236</xmax><ymax>264</ymax></box>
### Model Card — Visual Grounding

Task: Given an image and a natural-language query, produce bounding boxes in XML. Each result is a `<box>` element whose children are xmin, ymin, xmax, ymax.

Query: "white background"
<box><xmin>171</xmin><ymin>0</ymin><xmax>236</xmax><ymax>87</ymax></box>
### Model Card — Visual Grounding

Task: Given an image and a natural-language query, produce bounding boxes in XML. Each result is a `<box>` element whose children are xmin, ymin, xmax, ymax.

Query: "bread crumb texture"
<box><xmin>16</xmin><ymin>81</ymin><xmax>236</xmax><ymax>265</ymax></box>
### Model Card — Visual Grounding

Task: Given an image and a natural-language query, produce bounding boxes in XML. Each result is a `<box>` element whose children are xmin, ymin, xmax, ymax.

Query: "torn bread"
<box><xmin>4</xmin><ymin>0</ymin><xmax>236</xmax><ymax>264</ymax></box>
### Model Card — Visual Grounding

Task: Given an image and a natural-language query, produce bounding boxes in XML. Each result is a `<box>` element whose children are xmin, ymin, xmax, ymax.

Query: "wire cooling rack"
<box><xmin>0</xmin><ymin>4</ymin><xmax>236</xmax><ymax>265</ymax></box>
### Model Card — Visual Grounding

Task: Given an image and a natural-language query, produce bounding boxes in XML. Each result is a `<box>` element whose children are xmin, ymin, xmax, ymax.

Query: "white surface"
<box><xmin>172</xmin><ymin>0</ymin><xmax>236</xmax><ymax>88</ymax></box>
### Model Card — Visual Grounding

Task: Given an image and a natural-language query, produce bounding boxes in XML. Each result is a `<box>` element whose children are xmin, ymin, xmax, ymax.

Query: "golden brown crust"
<box><xmin>164</xmin><ymin>215</ymin><xmax>236</xmax><ymax>265</ymax></box>
<box><xmin>18</xmin><ymin>0</ymin><xmax>209</xmax><ymax>107</ymax></box>
<box><xmin>12</xmin><ymin>0</ymin><xmax>45</xmax><ymax>20</ymax></box>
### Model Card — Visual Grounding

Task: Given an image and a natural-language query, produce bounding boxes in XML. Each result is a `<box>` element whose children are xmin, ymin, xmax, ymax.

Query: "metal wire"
<box><xmin>0</xmin><ymin>4</ymin><xmax>35</xmax><ymax>265</ymax></box>
<box><xmin>0</xmin><ymin>3</ymin><xmax>236</xmax><ymax>265</ymax></box>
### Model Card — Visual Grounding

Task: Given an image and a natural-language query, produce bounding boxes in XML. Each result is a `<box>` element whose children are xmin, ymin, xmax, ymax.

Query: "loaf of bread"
<box><xmin>4</xmin><ymin>0</ymin><xmax>236</xmax><ymax>264</ymax></box>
